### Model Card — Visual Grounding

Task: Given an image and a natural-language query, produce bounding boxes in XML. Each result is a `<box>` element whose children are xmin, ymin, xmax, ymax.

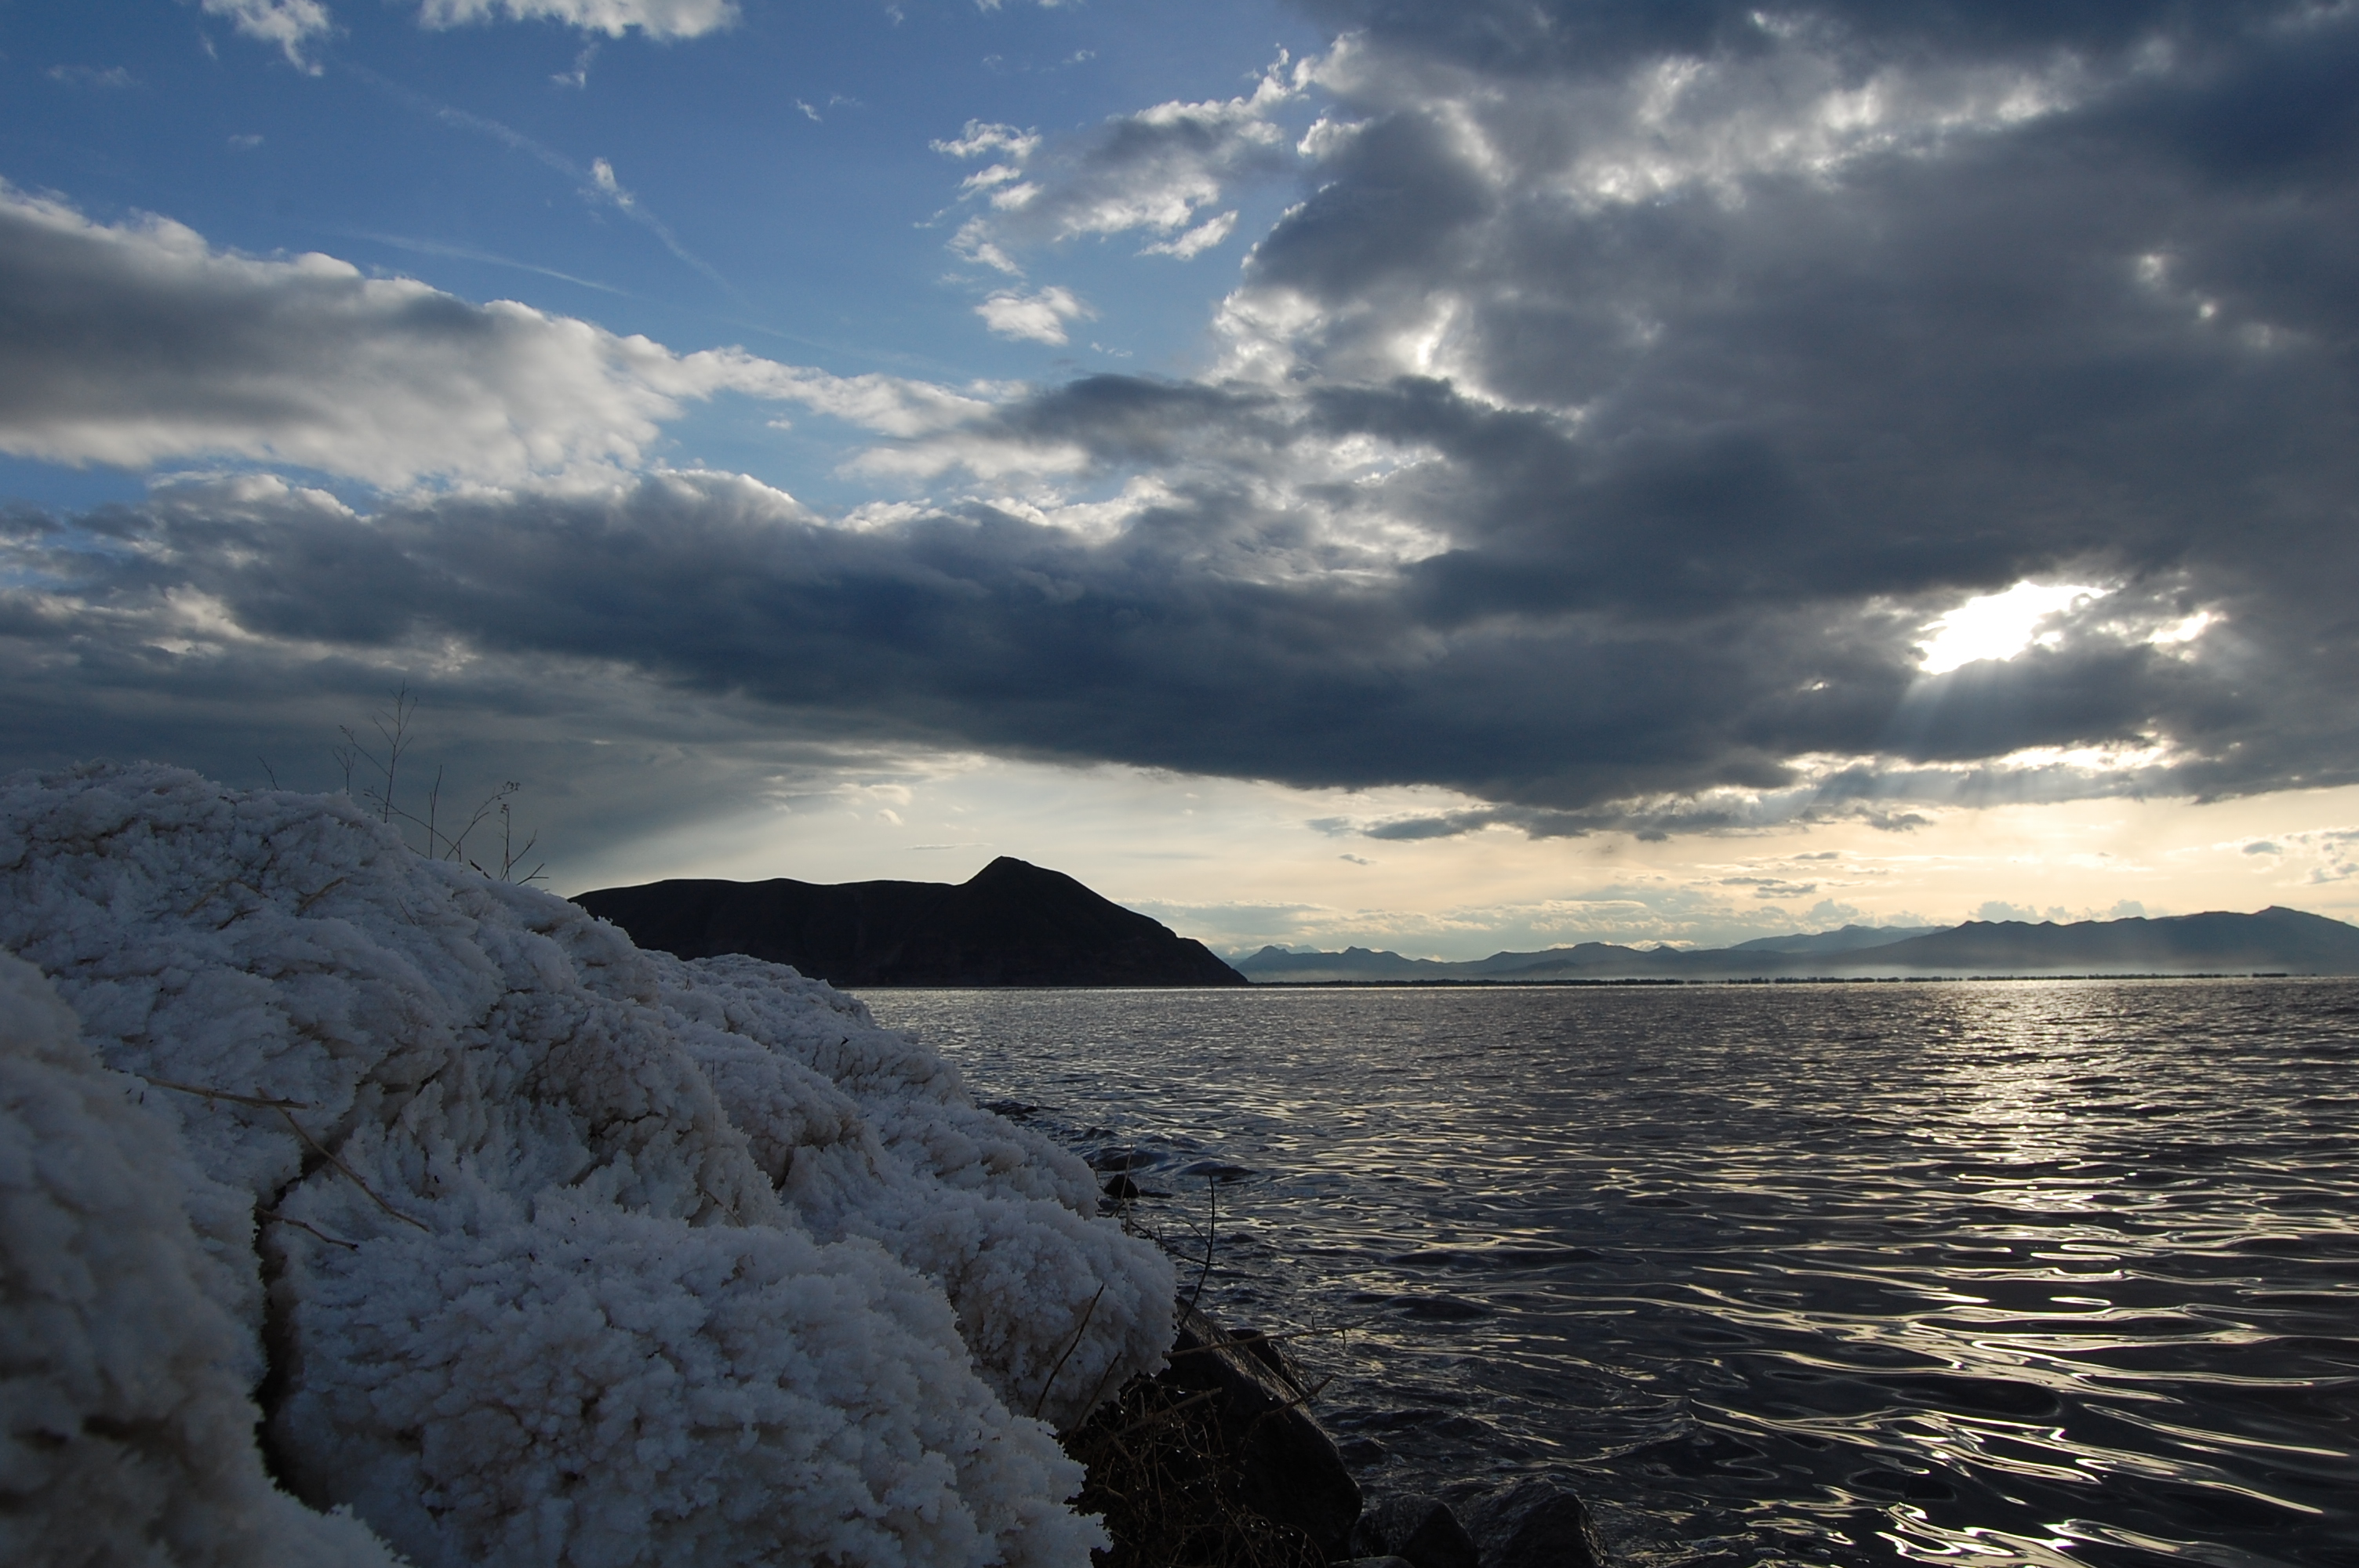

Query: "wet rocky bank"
<box><xmin>1069</xmin><ymin>1297</ymin><xmax>1613</xmax><ymax>1568</ymax></box>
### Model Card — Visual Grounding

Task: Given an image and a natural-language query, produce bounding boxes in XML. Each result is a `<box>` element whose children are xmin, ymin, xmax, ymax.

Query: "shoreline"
<box><xmin>1244</xmin><ymin>969</ymin><xmax>2311</xmax><ymax>985</ymax></box>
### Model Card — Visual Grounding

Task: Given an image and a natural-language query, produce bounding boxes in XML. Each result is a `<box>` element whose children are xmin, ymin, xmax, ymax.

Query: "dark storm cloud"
<box><xmin>1296</xmin><ymin>0</ymin><xmax>2304</xmax><ymax>72</ymax></box>
<box><xmin>5</xmin><ymin>0</ymin><xmax>2357</xmax><ymax>839</ymax></box>
<box><xmin>0</xmin><ymin>452</ymin><xmax>2320</xmax><ymax>831</ymax></box>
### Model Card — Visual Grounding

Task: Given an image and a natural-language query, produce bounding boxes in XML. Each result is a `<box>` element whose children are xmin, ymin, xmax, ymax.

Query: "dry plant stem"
<box><xmin>1074</xmin><ymin>1340</ymin><xmax>1132</xmax><ymax>1420</ymax></box>
<box><xmin>142</xmin><ymin>1075</ymin><xmax>311</xmax><ymax>1112</ymax></box>
<box><xmin>144</xmin><ymin>1076</ymin><xmax>430</xmax><ymax>1232</ymax></box>
<box><xmin>1186</xmin><ymin>1178</ymin><xmax>1218</xmax><ymax>1315</ymax></box>
<box><xmin>296</xmin><ymin>876</ymin><xmax>348</xmax><ymax>913</ymax></box>
<box><xmin>273</xmin><ymin>1106</ymin><xmax>430</xmax><ymax>1230</ymax></box>
<box><xmin>333</xmin><ymin>686</ymin><xmax>545</xmax><ymax>883</ymax></box>
<box><xmin>260</xmin><ymin>1209</ymin><xmax>360</xmax><ymax>1250</ymax></box>
<box><xmin>1101</xmin><ymin>1385</ymin><xmax>1218</xmax><ymax>1442</ymax></box>
<box><xmin>1033</xmin><ymin>1280</ymin><xmax>1109</xmax><ymax>1419</ymax></box>
<box><xmin>424</xmin><ymin>764</ymin><xmax>442</xmax><ymax>857</ymax></box>
<box><xmin>1061</xmin><ymin>1377</ymin><xmax>1326</xmax><ymax>1568</ymax></box>
<box><xmin>336</xmin><ymin>684</ymin><xmax>419</xmax><ymax>826</ymax></box>
<box><xmin>1165</xmin><ymin>1321</ymin><xmax>1370</xmax><ymax>1356</ymax></box>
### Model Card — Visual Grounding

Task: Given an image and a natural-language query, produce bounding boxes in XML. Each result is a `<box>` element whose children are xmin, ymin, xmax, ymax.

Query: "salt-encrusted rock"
<box><xmin>1165</xmin><ymin>1300</ymin><xmax>1362</xmax><ymax>1556</ymax></box>
<box><xmin>1445</xmin><ymin>1477</ymin><xmax>1611</xmax><ymax>1568</ymax></box>
<box><xmin>1350</xmin><ymin>1493</ymin><xmax>1482</xmax><ymax>1568</ymax></box>
<box><xmin>0</xmin><ymin>762</ymin><xmax>1179</xmax><ymax>1568</ymax></box>
<box><xmin>0</xmin><ymin>953</ymin><xmax>402</xmax><ymax>1567</ymax></box>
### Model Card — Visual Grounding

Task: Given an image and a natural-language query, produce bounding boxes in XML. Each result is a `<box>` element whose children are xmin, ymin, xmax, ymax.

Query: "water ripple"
<box><xmin>867</xmin><ymin>979</ymin><xmax>2359</xmax><ymax>1568</ymax></box>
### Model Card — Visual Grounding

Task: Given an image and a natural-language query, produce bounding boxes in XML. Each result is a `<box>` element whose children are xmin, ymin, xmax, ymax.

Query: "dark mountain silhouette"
<box><xmin>574</xmin><ymin>857</ymin><xmax>1246</xmax><ymax>988</ymax></box>
<box><xmin>1236</xmin><ymin>907</ymin><xmax>2359</xmax><ymax>982</ymax></box>
<box><xmin>1724</xmin><ymin>924</ymin><xmax>1943</xmax><ymax>955</ymax></box>
<box><xmin>1849</xmin><ymin>906</ymin><xmax>2359</xmax><ymax>975</ymax></box>
<box><xmin>1236</xmin><ymin>942</ymin><xmax>1684</xmax><ymax>982</ymax></box>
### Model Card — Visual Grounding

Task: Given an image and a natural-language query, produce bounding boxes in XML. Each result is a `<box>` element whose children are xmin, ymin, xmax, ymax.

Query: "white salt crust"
<box><xmin>0</xmin><ymin>762</ymin><xmax>1174</xmax><ymax>1568</ymax></box>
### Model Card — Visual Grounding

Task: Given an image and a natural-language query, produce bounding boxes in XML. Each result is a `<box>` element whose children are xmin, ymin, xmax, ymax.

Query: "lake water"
<box><xmin>862</xmin><ymin>980</ymin><xmax>2359</xmax><ymax>1568</ymax></box>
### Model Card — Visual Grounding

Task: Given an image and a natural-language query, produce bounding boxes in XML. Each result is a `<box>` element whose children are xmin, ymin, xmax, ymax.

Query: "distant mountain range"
<box><xmin>574</xmin><ymin>857</ymin><xmax>1247</xmax><ymax>988</ymax></box>
<box><xmin>1723</xmin><ymin>924</ymin><xmax>1946</xmax><ymax>955</ymax></box>
<box><xmin>1235</xmin><ymin>907</ymin><xmax>2359</xmax><ymax>982</ymax></box>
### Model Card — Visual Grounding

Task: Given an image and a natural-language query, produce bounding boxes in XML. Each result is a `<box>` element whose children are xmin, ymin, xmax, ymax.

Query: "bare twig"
<box><xmin>373</xmin><ymin>684</ymin><xmax>416</xmax><ymax>825</ymax></box>
<box><xmin>143</xmin><ymin>1076</ymin><xmax>312</xmax><ymax>1111</ymax></box>
<box><xmin>329</xmin><ymin>691</ymin><xmax>547</xmax><ymax>882</ymax></box>
<box><xmin>424</xmin><ymin>764</ymin><xmax>442</xmax><ymax>857</ymax></box>
<box><xmin>1239</xmin><ymin>1377</ymin><xmax>1334</xmax><ymax>1437</ymax></box>
<box><xmin>498</xmin><ymin>797</ymin><xmax>545</xmax><ymax>884</ymax></box>
<box><xmin>1034</xmin><ymin>1281</ymin><xmax>1109</xmax><ymax>1418</ymax></box>
<box><xmin>1186</xmin><ymin>1178</ymin><xmax>1217</xmax><ymax>1315</ymax></box>
<box><xmin>260</xmin><ymin>1209</ymin><xmax>359</xmax><ymax>1250</ymax></box>
<box><xmin>140</xmin><ymin>1076</ymin><xmax>427</xmax><ymax>1232</ymax></box>
<box><xmin>1101</xmin><ymin>1386</ymin><xmax>1219</xmax><ymax>1443</ymax></box>
<box><xmin>274</xmin><ymin>1106</ymin><xmax>430</xmax><ymax>1231</ymax></box>
<box><xmin>1161</xmin><ymin>1321</ymin><xmax>1373</xmax><ymax>1359</ymax></box>
<box><xmin>295</xmin><ymin>876</ymin><xmax>348</xmax><ymax>913</ymax></box>
<box><xmin>1075</xmin><ymin>1348</ymin><xmax>1131</xmax><ymax>1423</ymax></box>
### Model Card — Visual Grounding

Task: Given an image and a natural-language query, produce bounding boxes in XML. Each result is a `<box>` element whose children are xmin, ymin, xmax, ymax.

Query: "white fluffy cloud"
<box><xmin>1140</xmin><ymin>210</ymin><xmax>1238</xmax><ymax>259</ymax></box>
<box><xmin>415</xmin><ymin>0</ymin><xmax>739</xmax><ymax>38</ymax></box>
<box><xmin>0</xmin><ymin>185</ymin><xmax>990</xmax><ymax>488</ymax></box>
<box><xmin>201</xmin><ymin>0</ymin><xmax>333</xmax><ymax>68</ymax></box>
<box><xmin>937</xmin><ymin>57</ymin><xmax>1306</xmax><ymax>267</ymax></box>
<box><xmin>976</xmin><ymin>285</ymin><xmax>1093</xmax><ymax>345</ymax></box>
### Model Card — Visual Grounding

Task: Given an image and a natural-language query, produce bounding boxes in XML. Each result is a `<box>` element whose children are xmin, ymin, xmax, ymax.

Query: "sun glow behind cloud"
<box><xmin>1916</xmin><ymin>581</ymin><xmax>2106</xmax><ymax>674</ymax></box>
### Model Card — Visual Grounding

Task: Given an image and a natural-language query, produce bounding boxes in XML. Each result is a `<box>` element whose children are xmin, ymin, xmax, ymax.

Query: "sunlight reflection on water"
<box><xmin>863</xmin><ymin>980</ymin><xmax>2359</xmax><ymax>1568</ymax></box>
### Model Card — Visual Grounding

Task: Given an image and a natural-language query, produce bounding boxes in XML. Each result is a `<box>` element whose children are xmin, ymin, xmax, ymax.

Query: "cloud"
<box><xmin>933</xmin><ymin>122</ymin><xmax>1041</xmax><ymax>163</ymax></box>
<box><xmin>201</xmin><ymin>0</ymin><xmax>333</xmax><ymax>69</ymax></box>
<box><xmin>937</xmin><ymin>58</ymin><xmax>1304</xmax><ymax>268</ymax></box>
<box><xmin>1140</xmin><ymin>211</ymin><xmax>1238</xmax><ymax>260</ymax></box>
<box><xmin>45</xmin><ymin>66</ymin><xmax>140</xmax><ymax>89</ymax></box>
<box><xmin>0</xmin><ymin>452</ymin><xmax>2293</xmax><ymax>840</ymax></box>
<box><xmin>413</xmin><ymin>0</ymin><xmax>739</xmax><ymax>38</ymax></box>
<box><xmin>2226</xmin><ymin>825</ymin><xmax>2359</xmax><ymax>884</ymax></box>
<box><xmin>1720</xmin><ymin>876</ymin><xmax>1819</xmax><ymax>899</ymax></box>
<box><xmin>8</xmin><ymin>2</ymin><xmax>2359</xmax><ymax>851</ymax></box>
<box><xmin>0</xmin><ymin>185</ymin><xmax>990</xmax><ymax>487</ymax></box>
<box><xmin>976</xmin><ymin>286</ymin><xmax>1094</xmax><ymax>345</ymax></box>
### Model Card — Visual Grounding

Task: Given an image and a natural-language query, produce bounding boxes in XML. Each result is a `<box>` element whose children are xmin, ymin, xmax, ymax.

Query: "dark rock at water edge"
<box><xmin>1354</xmin><ymin>1482</ymin><xmax>1608</xmax><ymax>1568</ymax></box>
<box><xmin>573</xmin><ymin>856</ymin><xmax>1246</xmax><ymax>988</ymax></box>
<box><xmin>1162</xmin><ymin>1301</ymin><xmax>1364</xmax><ymax>1557</ymax></box>
<box><xmin>1441</xmin><ymin>1479</ymin><xmax>1611</xmax><ymax>1568</ymax></box>
<box><xmin>1062</xmin><ymin>1300</ymin><xmax>1357</xmax><ymax>1568</ymax></box>
<box><xmin>1067</xmin><ymin>1300</ymin><xmax>1619</xmax><ymax>1567</ymax></box>
<box><xmin>1349</xmin><ymin>1494</ymin><xmax>1481</xmax><ymax>1568</ymax></box>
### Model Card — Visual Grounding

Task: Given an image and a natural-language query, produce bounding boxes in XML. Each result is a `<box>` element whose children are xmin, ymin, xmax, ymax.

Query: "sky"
<box><xmin>3</xmin><ymin>0</ymin><xmax>2357</xmax><ymax>959</ymax></box>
